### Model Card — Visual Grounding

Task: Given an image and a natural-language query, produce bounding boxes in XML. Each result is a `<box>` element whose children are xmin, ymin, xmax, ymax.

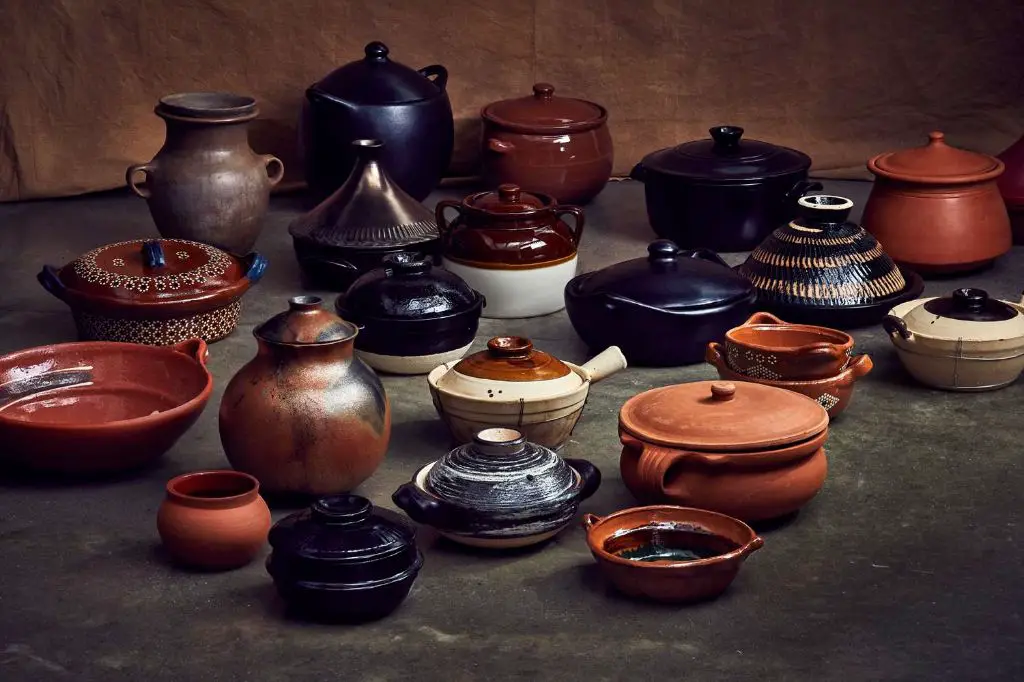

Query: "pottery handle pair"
<box><xmin>835</xmin><ymin>354</ymin><xmax>873</xmax><ymax>387</ymax></box>
<box><xmin>126</xmin><ymin>163</ymin><xmax>156</xmax><ymax>199</ymax></box>
<box><xmin>621</xmin><ymin>433</ymin><xmax>710</xmax><ymax>502</ymax></box>
<box><xmin>555</xmin><ymin>207</ymin><xmax>586</xmax><ymax>247</ymax></box>
<box><xmin>434</xmin><ymin>200</ymin><xmax>463</xmax><ymax>250</ymax></box>
<box><xmin>579</xmin><ymin>346</ymin><xmax>627</xmax><ymax>384</ymax></box>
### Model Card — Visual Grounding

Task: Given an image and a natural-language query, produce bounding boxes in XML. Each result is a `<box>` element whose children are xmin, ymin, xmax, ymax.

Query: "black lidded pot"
<box><xmin>563</xmin><ymin>239</ymin><xmax>756</xmax><ymax>367</ymax></box>
<box><xmin>335</xmin><ymin>252</ymin><xmax>485</xmax><ymax>375</ymax></box>
<box><xmin>265</xmin><ymin>494</ymin><xmax>423</xmax><ymax>623</ymax></box>
<box><xmin>301</xmin><ymin>41</ymin><xmax>455</xmax><ymax>203</ymax></box>
<box><xmin>630</xmin><ymin>125</ymin><xmax>822</xmax><ymax>252</ymax></box>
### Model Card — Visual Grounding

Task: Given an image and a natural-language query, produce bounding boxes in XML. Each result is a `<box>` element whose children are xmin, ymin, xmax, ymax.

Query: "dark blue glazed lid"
<box><xmin>311</xmin><ymin>41</ymin><xmax>447</xmax><ymax>105</ymax></box>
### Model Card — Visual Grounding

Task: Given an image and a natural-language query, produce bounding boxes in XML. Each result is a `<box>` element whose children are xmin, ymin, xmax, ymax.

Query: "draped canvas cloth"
<box><xmin>1</xmin><ymin>0</ymin><xmax>1021</xmax><ymax>201</ymax></box>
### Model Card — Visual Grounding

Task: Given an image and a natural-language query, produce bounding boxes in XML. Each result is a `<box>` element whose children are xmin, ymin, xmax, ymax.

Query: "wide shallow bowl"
<box><xmin>707</xmin><ymin>342</ymin><xmax>873</xmax><ymax>419</ymax></box>
<box><xmin>583</xmin><ymin>505</ymin><xmax>763</xmax><ymax>603</ymax></box>
<box><xmin>0</xmin><ymin>338</ymin><xmax>213</xmax><ymax>474</ymax></box>
<box><xmin>723</xmin><ymin>312</ymin><xmax>854</xmax><ymax>380</ymax></box>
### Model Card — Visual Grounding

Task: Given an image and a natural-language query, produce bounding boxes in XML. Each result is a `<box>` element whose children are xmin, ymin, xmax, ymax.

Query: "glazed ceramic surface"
<box><xmin>219</xmin><ymin>296</ymin><xmax>391</xmax><ymax>495</ymax></box>
<box><xmin>266</xmin><ymin>495</ymin><xmax>423</xmax><ymax>622</ymax></box>
<box><xmin>707</xmin><ymin>342</ymin><xmax>873</xmax><ymax>419</ymax></box>
<box><xmin>393</xmin><ymin>428</ymin><xmax>601</xmax><ymax>548</ymax></box>
<box><xmin>480</xmin><ymin>83</ymin><xmax>613</xmax><ymax>205</ymax></box>
<box><xmin>290</xmin><ymin>139</ymin><xmax>440</xmax><ymax>291</ymax></box>
<box><xmin>631</xmin><ymin>125</ymin><xmax>821</xmax><ymax>252</ymax></box>
<box><xmin>125</xmin><ymin>92</ymin><xmax>284</xmax><ymax>255</ymax></box>
<box><xmin>723</xmin><ymin>311</ymin><xmax>854</xmax><ymax>380</ymax></box>
<box><xmin>737</xmin><ymin>195</ymin><xmax>924</xmax><ymax>328</ymax></box>
<box><xmin>38</xmin><ymin>238</ymin><xmax>266</xmax><ymax>345</ymax></box>
<box><xmin>583</xmin><ymin>505</ymin><xmax>763</xmax><ymax>603</ymax></box>
<box><xmin>619</xmin><ymin>380</ymin><xmax>829</xmax><ymax>521</ymax></box>
<box><xmin>997</xmin><ymin>133</ymin><xmax>1024</xmax><ymax>244</ymax></box>
<box><xmin>863</xmin><ymin>131</ymin><xmax>1011</xmax><ymax>274</ymax></box>
<box><xmin>883</xmin><ymin>288</ymin><xmax>1024</xmax><ymax>391</ymax></box>
<box><xmin>335</xmin><ymin>252</ymin><xmax>484</xmax><ymax>374</ymax></box>
<box><xmin>0</xmin><ymin>338</ymin><xmax>212</xmax><ymax>474</ymax></box>
<box><xmin>564</xmin><ymin>239</ymin><xmax>756</xmax><ymax>366</ymax></box>
<box><xmin>437</xmin><ymin>184</ymin><xmax>584</xmax><ymax>318</ymax></box>
<box><xmin>302</xmin><ymin>41</ymin><xmax>453</xmax><ymax>202</ymax></box>
<box><xmin>157</xmin><ymin>470</ymin><xmax>271</xmax><ymax>570</ymax></box>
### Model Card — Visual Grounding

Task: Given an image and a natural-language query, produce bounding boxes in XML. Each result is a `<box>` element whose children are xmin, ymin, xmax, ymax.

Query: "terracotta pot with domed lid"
<box><xmin>863</xmin><ymin>131</ymin><xmax>1011</xmax><ymax>275</ymax></box>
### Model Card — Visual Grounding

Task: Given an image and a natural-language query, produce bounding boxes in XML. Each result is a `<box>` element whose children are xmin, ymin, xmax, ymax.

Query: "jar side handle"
<box><xmin>260</xmin><ymin>155</ymin><xmax>285</xmax><ymax>187</ymax></box>
<box><xmin>555</xmin><ymin>206</ymin><xmax>586</xmax><ymax>247</ymax></box>
<box><xmin>418</xmin><ymin>64</ymin><xmax>449</xmax><ymax>92</ymax></box>
<box><xmin>126</xmin><ymin>163</ymin><xmax>156</xmax><ymax>199</ymax></box>
<box><xmin>620</xmin><ymin>432</ymin><xmax>688</xmax><ymax>500</ymax></box>
<box><xmin>392</xmin><ymin>483</ymin><xmax>455</xmax><ymax>528</ymax></box>
<box><xmin>882</xmin><ymin>314</ymin><xmax>913</xmax><ymax>341</ymax></box>
<box><xmin>434</xmin><ymin>200</ymin><xmax>464</xmax><ymax>251</ymax></box>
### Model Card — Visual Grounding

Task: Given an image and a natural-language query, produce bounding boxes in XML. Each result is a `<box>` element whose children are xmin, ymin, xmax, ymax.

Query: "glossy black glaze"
<box><xmin>392</xmin><ymin>428</ymin><xmax>601</xmax><ymax>541</ymax></box>
<box><xmin>922</xmin><ymin>288</ymin><xmax>1018</xmax><ymax>321</ymax></box>
<box><xmin>290</xmin><ymin>140</ymin><xmax>441</xmax><ymax>291</ymax></box>
<box><xmin>301</xmin><ymin>42</ymin><xmax>454</xmax><ymax>202</ymax></box>
<box><xmin>564</xmin><ymin>240</ymin><xmax>756</xmax><ymax>366</ymax></box>
<box><xmin>266</xmin><ymin>495</ymin><xmax>422</xmax><ymax>622</ymax></box>
<box><xmin>631</xmin><ymin>126</ymin><xmax>819</xmax><ymax>252</ymax></box>
<box><xmin>335</xmin><ymin>252</ymin><xmax>484</xmax><ymax>357</ymax></box>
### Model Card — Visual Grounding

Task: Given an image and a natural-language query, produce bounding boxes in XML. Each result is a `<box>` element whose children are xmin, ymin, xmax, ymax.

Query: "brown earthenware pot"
<box><xmin>218</xmin><ymin>296</ymin><xmax>391</xmax><ymax>496</ymax></box>
<box><xmin>126</xmin><ymin>93</ymin><xmax>284</xmax><ymax>255</ymax></box>
<box><xmin>619</xmin><ymin>380</ymin><xmax>829</xmax><ymax>521</ymax></box>
<box><xmin>157</xmin><ymin>470</ymin><xmax>272</xmax><ymax>571</ymax></box>
<box><xmin>723</xmin><ymin>312</ymin><xmax>854</xmax><ymax>380</ymax></box>
<box><xmin>863</xmin><ymin>131</ymin><xmax>1011</xmax><ymax>274</ymax></box>
<box><xmin>997</xmin><ymin>133</ymin><xmax>1024</xmax><ymax>244</ymax></box>
<box><xmin>480</xmin><ymin>83</ymin><xmax>612</xmax><ymax>205</ymax></box>
<box><xmin>582</xmin><ymin>505</ymin><xmax>763</xmax><ymax>603</ymax></box>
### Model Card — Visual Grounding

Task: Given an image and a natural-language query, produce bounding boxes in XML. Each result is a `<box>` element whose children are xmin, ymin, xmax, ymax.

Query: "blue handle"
<box><xmin>37</xmin><ymin>265</ymin><xmax>67</xmax><ymax>300</ymax></box>
<box><xmin>244</xmin><ymin>252</ymin><xmax>268</xmax><ymax>283</ymax></box>
<box><xmin>142</xmin><ymin>241</ymin><xmax>165</xmax><ymax>269</ymax></box>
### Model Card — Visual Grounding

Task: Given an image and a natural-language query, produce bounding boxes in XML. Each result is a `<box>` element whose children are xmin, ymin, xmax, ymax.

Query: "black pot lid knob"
<box><xmin>953</xmin><ymin>287</ymin><xmax>988</xmax><ymax>312</ymax></box>
<box><xmin>364</xmin><ymin>41</ymin><xmax>390</xmax><ymax>61</ymax></box>
<box><xmin>312</xmin><ymin>495</ymin><xmax>373</xmax><ymax>526</ymax></box>
<box><xmin>647</xmin><ymin>239</ymin><xmax>682</xmax><ymax>262</ymax></box>
<box><xmin>383</xmin><ymin>252</ymin><xmax>432</xmax><ymax>277</ymax></box>
<box><xmin>710</xmin><ymin>125</ymin><xmax>744</xmax><ymax>149</ymax></box>
<box><xmin>533</xmin><ymin>83</ymin><xmax>555</xmax><ymax>99</ymax></box>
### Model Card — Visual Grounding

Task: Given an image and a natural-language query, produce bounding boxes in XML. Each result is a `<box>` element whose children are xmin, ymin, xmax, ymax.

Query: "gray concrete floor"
<box><xmin>0</xmin><ymin>179</ymin><xmax>1022</xmax><ymax>681</ymax></box>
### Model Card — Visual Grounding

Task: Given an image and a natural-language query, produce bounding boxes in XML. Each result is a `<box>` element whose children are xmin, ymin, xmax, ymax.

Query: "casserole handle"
<box><xmin>581</xmin><ymin>513</ymin><xmax>602</xmax><ymax>530</ymax></box>
<box><xmin>882</xmin><ymin>314</ymin><xmax>913</xmax><ymax>341</ymax></box>
<box><xmin>740</xmin><ymin>536</ymin><xmax>765</xmax><ymax>558</ymax></box>
<box><xmin>434</xmin><ymin>199</ymin><xmax>464</xmax><ymax>249</ymax></box>
<box><xmin>564</xmin><ymin>458</ymin><xmax>602</xmax><ymax>500</ymax></box>
<box><xmin>705</xmin><ymin>341</ymin><xmax>728</xmax><ymax>368</ymax></box>
<box><xmin>785</xmin><ymin>179</ymin><xmax>824</xmax><ymax>204</ymax></box>
<box><xmin>243</xmin><ymin>252</ymin><xmax>269</xmax><ymax>284</ymax></box>
<box><xmin>171</xmin><ymin>338</ymin><xmax>210</xmax><ymax>367</ymax></box>
<box><xmin>37</xmin><ymin>265</ymin><xmax>67</xmax><ymax>301</ymax></box>
<box><xmin>621</xmin><ymin>433</ymin><xmax>689</xmax><ymax>500</ymax></box>
<box><xmin>741</xmin><ymin>311</ymin><xmax>786</xmax><ymax>326</ymax></box>
<box><xmin>835</xmin><ymin>353</ymin><xmax>873</xmax><ymax>387</ymax></box>
<box><xmin>486</xmin><ymin>138</ymin><xmax>515</xmax><ymax>154</ymax></box>
<box><xmin>418</xmin><ymin>64</ymin><xmax>449</xmax><ymax>92</ymax></box>
<box><xmin>579</xmin><ymin>346</ymin><xmax>628</xmax><ymax>383</ymax></box>
<box><xmin>392</xmin><ymin>482</ymin><xmax>457</xmax><ymax>528</ymax></box>
<box><xmin>555</xmin><ymin>206</ymin><xmax>586</xmax><ymax>246</ymax></box>
<box><xmin>682</xmin><ymin>248</ymin><xmax>730</xmax><ymax>269</ymax></box>
<box><xmin>126</xmin><ymin>163</ymin><xmax>156</xmax><ymax>199</ymax></box>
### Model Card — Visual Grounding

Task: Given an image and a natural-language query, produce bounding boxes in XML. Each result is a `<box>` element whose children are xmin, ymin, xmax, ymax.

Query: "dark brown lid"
<box><xmin>464</xmin><ymin>184</ymin><xmax>553</xmax><ymax>214</ymax></box>
<box><xmin>255</xmin><ymin>296</ymin><xmax>359</xmax><ymax>345</ymax></box>
<box><xmin>452</xmin><ymin>337</ymin><xmax>571</xmax><ymax>381</ymax></box>
<box><xmin>311</xmin><ymin>41</ymin><xmax>446</xmax><ymax>105</ymax></box>
<box><xmin>481</xmin><ymin>83</ymin><xmax>607</xmax><ymax>134</ymax></box>
<box><xmin>619</xmin><ymin>380</ymin><xmax>828</xmax><ymax>452</ymax></box>
<box><xmin>869</xmin><ymin>131</ymin><xmax>1004</xmax><ymax>184</ymax></box>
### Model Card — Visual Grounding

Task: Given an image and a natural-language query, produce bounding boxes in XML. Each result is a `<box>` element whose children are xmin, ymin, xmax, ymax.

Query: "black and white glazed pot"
<box><xmin>392</xmin><ymin>427</ymin><xmax>601</xmax><ymax>548</ymax></box>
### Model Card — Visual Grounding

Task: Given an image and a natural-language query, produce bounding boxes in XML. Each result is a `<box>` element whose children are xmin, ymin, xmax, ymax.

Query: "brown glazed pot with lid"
<box><xmin>434</xmin><ymin>336</ymin><xmax>586</xmax><ymax>399</ymax></box>
<box><xmin>619</xmin><ymin>380</ymin><xmax>830</xmax><ymax>521</ymax></box>
<box><xmin>863</xmin><ymin>131</ymin><xmax>1011</xmax><ymax>274</ymax></box>
<box><xmin>481</xmin><ymin>83</ymin><xmax>612</xmax><ymax>205</ymax></box>
<box><xmin>218</xmin><ymin>296</ymin><xmax>391</xmax><ymax>496</ymax></box>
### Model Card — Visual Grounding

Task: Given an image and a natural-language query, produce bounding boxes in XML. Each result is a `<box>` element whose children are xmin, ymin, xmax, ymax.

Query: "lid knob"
<box><xmin>351</xmin><ymin>138</ymin><xmax>384</xmax><ymax>158</ymax></box>
<box><xmin>647</xmin><ymin>239</ymin><xmax>682</xmax><ymax>262</ymax></box>
<box><xmin>928</xmin><ymin>131</ymin><xmax>945</xmax><ymax>145</ymax></box>
<box><xmin>312</xmin><ymin>495</ymin><xmax>372</xmax><ymax>525</ymax></box>
<box><xmin>364</xmin><ymin>41</ymin><xmax>389</xmax><ymax>61</ymax></box>
<box><xmin>289</xmin><ymin>295</ymin><xmax>323</xmax><ymax>312</ymax></box>
<box><xmin>141</xmin><ymin>240</ymin><xmax>166</xmax><ymax>269</ymax></box>
<box><xmin>710</xmin><ymin>125</ymin><xmax>744</xmax><ymax>149</ymax></box>
<box><xmin>487</xmin><ymin>336</ymin><xmax>533</xmax><ymax>359</ymax></box>
<box><xmin>533</xmin><ymin>83</ymin><xmax>555</xmax><ymax>99</ymax></box>
<box><xmin>952</xmin><ymin>287</ymin><xmax>988</xmax><ymax>312</ymax></box>
<box><xmin>710</xmin><ymin>382</ymin><xmax>736</xmax><ymax>401</ymax></box>
<box><xmin>383</xmin><ymin>252</ymin><xmax>432</xmax><ymax>277</ymax></box>
<box><xmin>472</xmin><ymin>427</ymin><xmax>527</xmax><ymax>456</ymax></box>
<box><xmin>497</xmin><ymin>184</ymin><xmax>522</xmax><ymax>204</ymax></box>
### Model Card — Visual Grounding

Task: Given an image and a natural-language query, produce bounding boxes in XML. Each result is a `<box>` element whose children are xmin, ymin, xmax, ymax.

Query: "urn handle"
<box><xmin>882</xmin><ymin>314</ymin><xmax>913</xmax><ymax>341</ymax></box>
<box><xmin>261</xmin><ymin>154</ymin><xmax>285</xmax><ymax>187</ymax></box>
<box><xmin>434</xmin><ymin>199</ymin><xmax>465</xmax><ymax>250</ymax></box>
<box><xmin>564</xmin><ymin>458</ymin><xmax>602</xmax><ymax>501</ymax></box>
<box><xmin>142</xmin><ymin>241</ymin><xmax>166</xmax><ymax>269</ymax></box>
<box><xmin>243</xmin><ymin>252</ymin><xmax>268</xmax><ymax>284</ymax></box>
<box><xmin>555</xmin><ymin>206</ymin><xmax>586</xmax><ymax>247</ymax></box>
<box><xmin>36</xmin><ymin>265</ymin><xmax>67</xmax><ymax>301</ymax></box>
<box><xmin>392</xmin><ymin>483</ymin><xmax>457</xmax><ymax>528</ymax></box>
<box><xmin>126</xmin><ymin>163</ymin><xmax>156</xmax><ymax>199</ymax></box>
<box><xmin>418</xmin><ymin>64</ymin><xmax>449</xmax><ymax>92</ymax></box>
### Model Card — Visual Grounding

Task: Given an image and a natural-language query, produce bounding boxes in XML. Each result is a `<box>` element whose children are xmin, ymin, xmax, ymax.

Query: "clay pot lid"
<box><xmin>567</xmin><ymin>240</ymin><xmax>754</xmax><ymax>311</ymax></box>
<box><xmin>482</xmin><ymin>83</ymin><xmax>607</xmax><ymax>134</ymax></box>
<box><xmin>899</xmin><ymin>288</ymin><xmax>1024</xmax><ymax>341</ymax></box>
<box><xmin>463</xmin><ymin>184</ymin><xmax>554</xmax><ymax>214</ymax></box>
<box><xmin>156</xmin><ymin>92</ymin><xmax>258</xmax><ymax>121</ymax></box>
<box><xmin>640</xmin><ymin>125</ymin><xmax>812</xmax><ymax>183</ymax></box>
<box><xmin>311</xmin><ymin>41</ymin><xmax>445</xmax><ymax>105</ymax></box>
<box><xmin>869</xmin><ymin>131</ymin><xmax>1004</xmax><ymax>184</ymax></box>
<box><xmin>267</xmin><ymin>495</ymin><xmax>418</xmax><ymax>566</ymax></box>
<box><xmin>255</xmin><ymin>296</ymin><xmax>359</xmax><ymax>345</ymax></box>
<box><xmin>619</xmin><ymin>380</ymin><xmax>828</xmax><ymax>452</ymax></box>
<box><xmin>997</xmin><ymin>133</ymin><xmax>1024</xmax><ymax>205</ymax></box>
<box><xmin>336</xmin><ymin>252</ymin><xmax>483</xmax><ymax>323</ymax></box>
<box><xmin>425</xmin><ymin>428</ymin><xmax>581</xmax><ymax>512</ymax></box>
<box><xmin>449</xmin><ymin>336</ymin><xmax>576</xmax><ymax>383</ymax></box>
<box><xmin>57</xmin><ymin>238</ymin><xmax>250</xmax><ymax>306</ymax></box>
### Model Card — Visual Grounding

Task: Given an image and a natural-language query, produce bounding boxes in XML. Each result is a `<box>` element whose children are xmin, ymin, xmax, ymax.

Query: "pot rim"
<box><xmin>427</xmin><ymin>361</ymin><xmax>592</xmax><ymax>405</ymax></box>
<box><xmin>725</xmin><ymin>324</ymin><xmax>855</xmax><ymax>353</ymax></box>
<box><xmin>867</xmin><ymin>155</ymin><xmax>1005</xmax><ymax>185</ymax></box>
<box><xmin>156</xmin><ymin>91</ymin><xmax>259</xmax><ymax>123</ymax></box>
<box><xmin>165</xmin><ymin>469</ymin><xmax>261</xmax><ymax>507</ymax></box>
<box><xmin>480</xmin><ymin>102</ymin><xmax>608</xmax><ymax>135</ymax></box>
<box><xmin>637</xmin><ymin>148</ymin><xmax>811</xmax><ymax>184</ymax></box>
<box><xmin>583</xmin><ymin>505</ymin><xmax>761</xmax><ymax>569</ymax></box>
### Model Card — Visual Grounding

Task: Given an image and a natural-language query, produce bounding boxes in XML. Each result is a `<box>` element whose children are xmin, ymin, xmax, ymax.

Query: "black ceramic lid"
<box><xmin>921</xmin><ymin>288</ymin><xmax>1018</xmax><ymax>322</ymax></box>
<box><xmin>255</xmin><ymin>296</ymin><xmax>359</xmax><ymax>345</ymax></box>
<box><xmin>312</xmin><ymin>42</ymin><xmax>444</xmax><ymax>105</ymax></box>
<box><xmin>640</xmin><ymin>125</ymin><xmax>812</xmax><ymax>183</ymax></box>
<box><xmin>268</xmin><ymin>495</ymin><xmax>417</xmax><ymax>564</ymax></box>
<box><xmin>569</xmin><ymin>240</ymin><xmax>754</xmax><ymax>311</ymax></box>
<box><xmin>337</xmin><ymin>252</ymin><xmax>482</xmax><ymax>322</ymax></box>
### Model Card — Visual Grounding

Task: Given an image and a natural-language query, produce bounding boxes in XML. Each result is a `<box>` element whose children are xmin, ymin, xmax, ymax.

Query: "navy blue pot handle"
<box><xmin>142</xmin><ymin>240</ymin><xmax>165</xmax><ymax>269</ymax></box>
<box><xmin>785</xmin><ymin>179</ymin><xmax>824</xmax><ymax>204</ymax></box>
<box><xmin>418</xmin><ymin>65</ymin><xmax>448</xmax><ymax>93</ymax></box>
<box><xmin>244</xmin><ymin>252</ymin><xmax>268</xmax><ymax>284</ymax></box>
<box><xmin>682</xmin><ymin>248</ymin><xmax>730</xmax><ymax>269</ymax></box>
<box><xmin>392</xmin><ymin>483</ymin><xmax>456</xmax><ymax>528</ymax></box>
<box><xmin>37</xmin><ymin>265</ymin><xmax>67</xmax><ymax>300</ymax></box>
<box><xmin>564</xmin><ymin>458</ymin><xmax>602</xmax><ymax>501</ymax></box>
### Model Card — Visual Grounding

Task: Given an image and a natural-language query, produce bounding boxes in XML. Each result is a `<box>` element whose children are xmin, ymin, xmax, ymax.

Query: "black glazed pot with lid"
<box><xmin>335</xmin><ymin>252</ymin><xmax>485</xmax><ymax>375</ymax></box>
<box><xmin>265</xmin><ymin>494</ymin><xmax>423</xmax><ymax>622</ymax></box>
<box><xmin>564</xmin><ymin>240</ymin><xmax>757</xmax><ymax>367</ymax></box>
<box><xmin>392</xmin><ymin>427</ymin><xmax>602</xmax><ymax>548</ymax></box>
<box><xmin>630</xmin><ymin>125</ymin><xmax>822</xmax><ymax>252</ymax></box>
<box><xmin>302</xmin><ymin>41</ymin><xmax>455</xmax><ymax>202</ymax></box>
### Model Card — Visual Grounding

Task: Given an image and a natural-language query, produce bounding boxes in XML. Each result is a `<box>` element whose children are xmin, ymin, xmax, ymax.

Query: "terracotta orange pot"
<box><xmin>157</xmin><ymin>470</ymin><xmax>271</xmax><ymax>570</ymax></box>
<box><xmin>723</xmin><ymin>312</ymin><xmax>854</xmax><ymax>380</ymax></box>
<box><xmin>863</xmin><ymin>131</ymin><xmax>1011</xmax><ymax>274</ymax></box>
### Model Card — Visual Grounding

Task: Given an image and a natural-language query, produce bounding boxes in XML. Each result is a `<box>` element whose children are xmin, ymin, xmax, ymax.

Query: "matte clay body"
<box><xmin>723</xmin><ymin>312</ymin><xmax>854</xmax><ymax>381</ymax></box>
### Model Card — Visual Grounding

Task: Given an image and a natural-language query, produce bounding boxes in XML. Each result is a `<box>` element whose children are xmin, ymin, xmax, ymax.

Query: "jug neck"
<box><xmin>160</xmin><ymin>116</ymin><xmax>252</xmax><ymax>150</ymax></box>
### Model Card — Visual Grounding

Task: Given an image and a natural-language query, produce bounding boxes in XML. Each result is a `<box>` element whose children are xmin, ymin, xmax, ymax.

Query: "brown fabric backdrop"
<box><xmin>1</xmin><ymin>0</ymin><xmax>1022</xmax><ymax>201</ymax></box>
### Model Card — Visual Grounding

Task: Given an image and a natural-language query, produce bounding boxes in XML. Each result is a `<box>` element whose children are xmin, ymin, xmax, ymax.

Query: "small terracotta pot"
<box><xmin>582</xmin><ymin>505</ymin><xmax>763</xmax><ymax>603</ymax></box>
<box><xmin>723</xmin><ymin>312</ymin><xmax>854</xmax><ymax>380</ymax></box>
<box><xmin>707</xmin><ymin>342</ymin><xmax>872</xmax><ymax>419</ymax></box>
<box><xmin>157</xmin><ymin>470</ymin><xmax>272</xmax><ymax>571</ymax></box>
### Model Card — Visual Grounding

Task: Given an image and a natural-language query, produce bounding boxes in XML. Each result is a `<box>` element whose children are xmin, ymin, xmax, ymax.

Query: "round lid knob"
<box><xmin>710</xmin><ymin>125</ymin><xmax>744</xmax><ymax>149</ymax></box>
<box><xmin>364</xmin><ymin>41</ymin><xmax>389</xmax><ymax>61</ymax></box>
<box><xmin>647</xmin><ymin>239</ymin><xmax>682</xmax><ymax>262</ymax></box>
<box><xmin>312</xmin><ymin>495</ymin><xmax>372</xmax><ymax>525</ymax></box>
<box><xmin>383</xmin><ymin>251</ymin><xmax>432</xmax><ymax>277</ymax></box>
<box><xmin>471</xmin><ymin>427</ymin><xmax>528</xmax><ymax>456</ymax></box>
<box><xmin>533</xmin><ymin>83</ymin><xmax>555</xmax><ymax>99</ymax></box>
<box><xmin>288</xmin><ymin>295</ymin><xmax>323</xmax><ymax>312</ymax></box>
<box><xmin>928</xmin><ymin>131</ymin><xmax>945</xmax><ymax>145</ymax></box>
<box><xmin>487</xmin><ymin>336</ymin><xmax>533</xmax><ymax>358</ymax></box>
<box><xmin>710</xmin><ymin>382</ymin><xmax>736</xmax><ymax>401</ymax></box>
<box><xmin>498</xmin><ymin>184</ymin><xmax>522</xmax><ymax>204</ymax></box>
<box><xmin>953</xmin><ymin>287</ymin><xmax>988</xmax><ymax>312</ymax></box>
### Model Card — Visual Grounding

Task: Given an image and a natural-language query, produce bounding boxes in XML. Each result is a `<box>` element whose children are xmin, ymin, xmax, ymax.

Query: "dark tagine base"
<box><xmin>273</xmin><ymin>568</ymin><xmax>422</xmax><ymax>623</ymax></box>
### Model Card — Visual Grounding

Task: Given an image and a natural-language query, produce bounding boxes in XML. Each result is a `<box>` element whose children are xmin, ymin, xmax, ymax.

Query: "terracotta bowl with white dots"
<box><xmin>722</xmin><ymin>311</ymin><xmax>854</xmax><ymax>381</ymax></box>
